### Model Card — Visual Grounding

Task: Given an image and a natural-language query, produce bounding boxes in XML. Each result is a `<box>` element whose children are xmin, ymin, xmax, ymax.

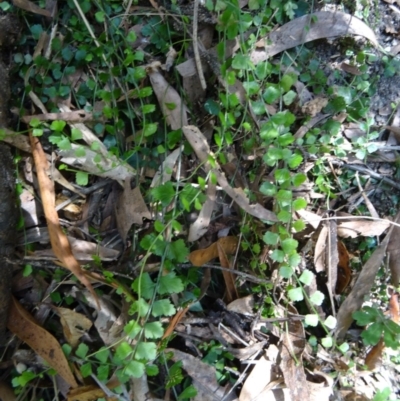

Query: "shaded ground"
<box><xmin>1</xmin><ymin>1</ymin><xmax>400</xmax><ymax>401</ymax></box>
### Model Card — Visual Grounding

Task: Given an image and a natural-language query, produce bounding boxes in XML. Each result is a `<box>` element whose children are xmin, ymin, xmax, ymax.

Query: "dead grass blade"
<box><xmin>182</xmin><ymin>125</ymin><xmax>278</xmax><ymax>222</ymax></box>
<box><xmin>29</xmin><ymin>132</ymin><xmax>99</xmax><ymax>308</ymax></box>
<box><xmin>7</xmin><ymin>296</ymin><xmax>78</xmax><ymax>388</ymax></box>
<box><xmin>251</xmin><ymin>11</ymin><xmax>379</xmax><ymax>64</ymax></box>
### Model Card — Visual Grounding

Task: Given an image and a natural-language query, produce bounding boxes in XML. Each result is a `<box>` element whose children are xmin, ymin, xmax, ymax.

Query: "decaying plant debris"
<box><xmin>0</xmin><ymin>1</ymin><xmax>400</xmax><ymax>400</ymax></box>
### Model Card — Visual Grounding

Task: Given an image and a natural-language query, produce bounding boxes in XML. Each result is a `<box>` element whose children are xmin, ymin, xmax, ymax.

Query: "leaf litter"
<box><xmin>1</xmin><ymin>1</ymin><xmax>400</xmax><ymax>400</ymax></box>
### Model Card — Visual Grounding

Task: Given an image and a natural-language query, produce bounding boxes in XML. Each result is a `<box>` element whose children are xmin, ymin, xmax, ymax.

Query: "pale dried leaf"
<box><xmin>251</xmin><ymin>11</ymin><xmax>379</xmax><ymax>64</ymax></box>
<box><xmin>58</xmin><ymin>104</ymin><xmax>108</xmax><ymax>156</ymax></box>
<box><xmin>21</xmin><ymin>110</ymin><xmax>100</xmax><ymax>124</ymax></box>
<box><xmin>337</xmin><ymin>219</ymin><xmax>390</xmax><ymax>238</ymax></box>
<box><xmin>151</xmin><ymin>146</ymin><xmax>183</xmax><ymax>188</ymax></box>
<box><xmin>239</xmin><ymin>355</ymin><xmax>274</xmax><ymax>401</ymax></box>
<box><xmin>227</xmin><ymin>294</ymin><xmax>254</xmax><ymax>316</ymax></box>
<box><xmin>59</xmin><ymin>144</ymin><xmax>136</xmax><ymax>185</ymax></box>
<box><xmin>148</xmin><ymin>62</ymin><xmax>188</xmax><ymax>130</ymax></box>
<box><xmin>296</xmin><ymin>209</ymin><xmax>322</xmax><ymax>229</ymax></box>
<box><xmin>188</xmin><ymin>179</ymin><xmax>216</xmax><ymax>242</ymax></box>
<box><xmin>326</xmin><ymin>213</ymin><xmax>339</xmax><ymax>311</ymax></box>
<box><xmin>307</xmin><ymin>371</ymin><xmax>333</xmax><ymax>401</ymax></box>
<box><xmin>68</xmin><ymin>287</ymin><xmax>124</xmax><ymax>345</ymax></box>
<box><xmin>69</xmin><ymin>237</ymin><xmax>119</xmax><ymax>261</ymax></box>
<box><xmin>314</xmin><ymin>226</ymin><xmax>327</xmax><ymax>273</ymax></box>
<box><xmin>115</xmin><ymin>180</ymin><xmax>151</xmax><ymax>243</ymax></box>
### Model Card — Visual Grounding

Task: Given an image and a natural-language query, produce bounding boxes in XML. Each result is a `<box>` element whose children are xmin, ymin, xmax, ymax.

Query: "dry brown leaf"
<box><xmin>147</xmin><ymin>62</ymin><xmax>188</xmax><ymax>130</ymax></box>
<box><xmin>336</xmin><ymin>241</ymin><xmax>351</xmax><ymax>294</ymax></box>
<box><xmin>0</xmin><ymin>128</ymin><xmax>31</xmax><ymax>152</ymax></box>
<box><xmin>389</xmin><ymin>293</ymin><xmax>399</xmax><ymax>324</ymax></box>
<box><xmin>7</xmin><ymin>296</ymin><xmax>78</xmax><ymax>388</ymax></box>
<box><xmin>189</xmin><ymin>236</ymin><xmax>239</xmax><ymax>266</ymax></box>
<box><xmin>336</xmin><ymin>214</ymin><xmax>397</xmax><ymax>338</ymax></box>
<box><xmin>251</xmin><ymin>11</ymin><xmax>378</xmax><ymax>64</ymax></box>
<box><xmin>162</xmin><ymin>307</ymin><xmax>189</xmax><ymax>340</ymax></box>
<box><xmin>301</xmin><ymin>97</ymin><xmax>329</xmax><ymax>117</ymax></box>
<box><xmin>29</xmin><ymin>133</ymin><xmax>99</xmax><ymax>307</ymax></box>
<box><xmin>217</xmin><ymin>240</ymin><xmax>239</xmax><ymax>303</ymax></box>
<box><xmin>115</xmin><ymin>179</ymin><xmax>151</xmax><ymax>243</ymax></box>
<box><xmin>182</xmin><ymin>126</ymin><xmax>278</xmax><ymax>222</ymax></box>
<box><xmin>13</xmin><ymin>0</ymin><xmax>52</xmax><ymax>16</ymax></box>
<box><xmin>54</xmin><ymin>307</ymin><xmax>93</xmax><ymax>348</ymax></box>
<box><xmin>0</xmin><ymin>381</ymin><xmax>16</xmax><ymax>401</ymax></box>
<box><xmin>365</xmin><ymin>338</ymin><xmax>385</xmax><ymax>371</ymax></box>
<box><xmin>340</xmin><ymin>62</ymin><xmax>362</xmax><ymax>75</ymax></box>
<box><xmin>67</xmin><ymin>379</ymin><xmax>120</xmax><ymax>401</ymax></box>
<box><xmin>365</xmin><ymin>293</ymin><xmax>400</xmax><ymax>370</ymax></box>
<box><xmin>279</xmin><ymin>306</ymin><xmax>309</xmax><ymax>401</ymax></box>
<box><xmin>387</xmin><ymin>218</ymin><xmax>400</xmax><ymax>287</ymax></box>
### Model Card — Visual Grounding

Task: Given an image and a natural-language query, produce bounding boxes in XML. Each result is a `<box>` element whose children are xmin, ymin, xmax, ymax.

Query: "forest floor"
<box><xmin>1</xmin><ymin>0</ymin><xmax>400</xmax><ymax>400</ymax></box>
